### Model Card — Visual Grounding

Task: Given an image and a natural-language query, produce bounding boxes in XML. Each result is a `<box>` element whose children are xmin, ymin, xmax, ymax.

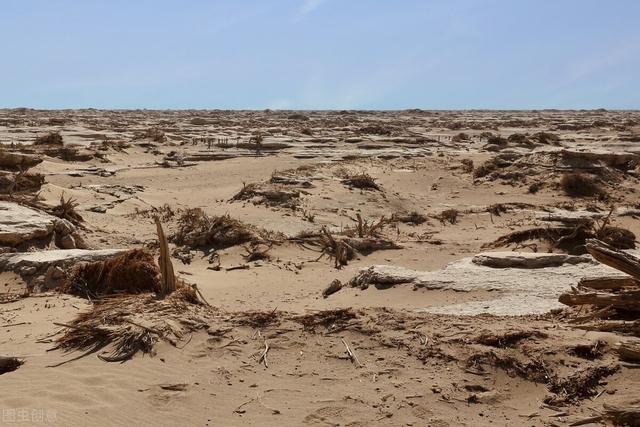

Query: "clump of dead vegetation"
<box><xmin>51</xmin><ymin>193</ymin><xmax>84</xmax><ymax>225</ymax></box>
<box><xmin>460</xmin><ymin>158</ymin><xmax>474</xmax><ymax>173</ymax></box>
<box><xmin>560</xmin><ymin>172</ymin><xmax>605</xmax><ymax>198</ymax></box>
<box><xmin>128</xmin><ymin>204</ymin><xmax>177</xmax><ymax>222</ymax></box>
<box><xmin>394</xmin><ymin>211</ymin><xmax>428</xmax><ymax>225</ymax></box>
<box><xmin>485</xmin><ymin>209</ymin><xmax>635</xmax><ymax>255</ymax></box>
<box><xmin>172</xmin><ymin>208</ymin><xmax>272</xmax><ymax>250</ymax></box>
<box><xmin>230</xmin><ymin>182</ymin><xmax>302</xmax><ymax>209</ymax></box>
<box><xmin>0</xmin><ymin>170</ymin><xmax>45</xmax><ymax>195</ymax></box>
<box><xmin>51</xmin><ymin>289</ymin><xmax>211</xmax><ymax>363</ymax></box>
<box><xmin>437</xmin><ymin>208</ymin><xmax>459</xmax><ymax>225</ymax></box>
<box><xmin>34</xmin><ymin>131</ymin><xmax>63</xmax><ymax>146</ymax></box>
<box><xmin>61</xmin><ymin>249</ymin><xmax>161</xmax><ymax>298</ymax></box>
<box><xmin>51</xmin><ymin>220</ymin><xmax>212</xmax><ymax>364</ymax></box>
<box><xmin>452</xmin><ymin>132</ymin><xmax>470</xmax><ymax>142</ymax></box>
<box><xmin>292</xmin><ymin>308</ymin><xmax>358</xmax><ymax>332</ymax></box>
<box><xmin>472</xmin><ymin>150</ymin><xmax>638</xmax><ymax>200</ymax></box>
<box><xmin>532</xmin><ymin>131</ymin><xmax>560</xmax><ymax>145</ymax></box>
<box><xmin>293</xmin><ymin>214</ymin><xmax>401</xmax><ymax>268</ymax></box>
<box><xmin>341</xmin><ymin>172</ymin><xmax>381</xmax><ymax>191</ymax></box>
<box><xmin>133</xmin><ymin>128</ymin><xmax>166</xmax><ymax>143</ymax></box>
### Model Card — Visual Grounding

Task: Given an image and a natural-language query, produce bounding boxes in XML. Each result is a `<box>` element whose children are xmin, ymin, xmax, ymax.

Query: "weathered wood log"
<box><xmin>585</xmin><ymin>239</ymin><xmax>640</xmax><ymax>280</ymax></box>
<box><xmin>579</xmin><ymin>276</ymin><xmax>639</xmax><ymax>290</ymax></box>
<box><xmin>0</xmin><ymin>356</ymin><xmax>23</xmax><ymax>374</ymax></box>
<box><xmin>559</xmin><ymin>290</ymin><xmax>640</xmax><ymax>311</ymax></box>
<box><xmin>576</xmin><ymin>320</ymin><xmax>640</xmax><ymax>335</ymax></box>
<box><xmin>617</xmin><ymin>340</ymin><xmax>640</xmax><ymax>362</ymax></box>
<box><xmin>155</xmin><ymin>217</ymin><xmax>176</xmax><ymax>296</ymax></box>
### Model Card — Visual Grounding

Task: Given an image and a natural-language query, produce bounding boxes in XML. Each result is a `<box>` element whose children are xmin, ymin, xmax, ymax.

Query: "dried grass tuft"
<box><xmin>61</xmin><ymin>249</ymin><xmax>161</xmax><ymax>298</ymax></box>
<box><xmin>52</xmin><ymin>289</ymin><xmax>212</xmax><ymax>364</ymax></box>
<box><xmin>51</xmin><ymin>193</ymin><xmax>83</xmax><ymax>225</ymax></box>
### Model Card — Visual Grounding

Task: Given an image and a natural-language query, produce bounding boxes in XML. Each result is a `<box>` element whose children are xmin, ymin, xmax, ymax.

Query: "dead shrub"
<box><xmin>172</xmin><ymin>208</ymin><xmax>266</xmax><ymax>250</ymax></box>
<box><xmin>394</xmin><ymin>211</ymin><xmax>428</xmax><ymax>225</ymax></box>
<box><xmin>52</xmin><ymin>290</ymin><xmax>211</xmax><ymax>363</ymax></box>
<box><xmin>438</xmin><ymin>209</ymin><xmax>459</xmax><ymax>225</ymax></box>
<box><xmin>452</xmin><ymin>132</ymin><xmax>470</xmax><ymax>142</ymax></box>
<box><xmin>461</xmin><ymin>158</ymin><xmax>474</xmax><ymax>173</ymax></box>
<box><xmin>484</xmin><ymin>217</ymin><xmax>635</xmax><ymax>255</ymax></box>
<box><xmin>230</xmin><ymin>182</ymin><xmax>301</xmax><ymax>208</ymax></box>
<box><xmin>532</xmin><ymin>132</ymin><xmax>560</xmax><ymax>145</ymax></box>
<box><xmin>546</xmin><ymin>365</ymin><xmax>618</xmax><ymax>404</ymax></box>
<box><xmin>0</xmin><ymin>171</ymin><xmax>45</xmax><ymax>194</ymax></box>
<box><xmin>466</xmin><ymin>351</ymin><xmax>548</xmax><ymax>383</ymax></box>
<box><xmin>242</xmin><ymin>242</ymin><xmax>272</xmax><ymax>262</ymax></box>
<box><xmin>345</xmin><ymin>214</ymin><xmax>390</xmax><ymax>238</ymax></box>
<box><xmin>233</xmin><ymin>309</ymin><xmax>281</xmax><ymax>328</ymax></box>
<box><xmin>507</xmin><ymin>133</ymin><xmax>532</xmax><ymax>146</ymax></box>
<box><xmin>358</xmin><ymin>124</ymin><xmax>394</xmax><ymax>135</ymax></box>
<box><xmin>568</xmin><ymin>340</ymin><xmax>607</xmax><ymax>360</ymax></box>
<box><xmin>134</xmin><ymin>128</ymin><xmax>166</xmax><ymax>143</ymax></box>
<box><xmin>292</xmin><ymin>308</ymin><xmax>358</xmax><ymax>331</ymax></box>
<box><xmin>34</xmin><ymin>131</ymin><xmax>63</xmax><ymax>146</ymax></box>
<box><xmin>61</xmin><ymin>249</ymin><xmax>161</xmax><ymax>298</ymax></box>
<box><xmin>528</xmin><ymin>182</ymin><xmax>543</xmax><ymax>194</ymax></box>
<box><xmin>486</xmin><ymin>135</ymin><xmax>508</xmax><ymax>147</ymax></box>
<box><xmin>51</xmin><ymin>193</ymin><xmax>83</xmax><ymax>225</ymax></box>
<box><xmin>342</xmin><ymin>172</ymin><xmax>381</xmax><ymax>191</ymax></box>
<box><xmin>560</xmin><ymin>172</ymin><xmax>604</xmax><ymax>198</ymax></box>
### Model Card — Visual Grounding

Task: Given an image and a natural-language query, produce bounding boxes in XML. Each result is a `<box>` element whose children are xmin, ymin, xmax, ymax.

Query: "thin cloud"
<box><xmin>298</xmin><ymin>0</ymin><xmax>327</xmax><ymax>17</ymax></box>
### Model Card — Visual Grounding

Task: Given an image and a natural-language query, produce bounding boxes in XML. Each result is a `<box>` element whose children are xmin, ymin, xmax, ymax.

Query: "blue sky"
<box><xmin>1</xmin><ymin>0</ymin><xmax>638</xmax><ymax>109</ymax></box>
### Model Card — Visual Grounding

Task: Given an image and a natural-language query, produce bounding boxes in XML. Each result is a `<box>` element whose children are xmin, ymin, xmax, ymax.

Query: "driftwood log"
<box><xmin>617</xmin><ymin>339</ymin><xmax>640</xmax><ymax>363</ymax></box>
<box><xmin>578</xmin><ymin>276</ymin><xmax>639</xmax><ymax>290</ymax></box>
<box><xmin>560</xmin><ymin>239</ymin><xmax>640</xmax><ymax>338</ymax></box>
<box><xmin>559</xmin><ymin>290</ymin><xmax>640</xmax><ymax>311</ymax></box>
<box><xmin>585</xmin><ymin>239</ymin><xmax>640</xmax><ymax>279</ymax></box>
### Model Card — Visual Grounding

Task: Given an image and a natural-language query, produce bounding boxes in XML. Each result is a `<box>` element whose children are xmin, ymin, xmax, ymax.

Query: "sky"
<box><xmin>1</xmin><ymin>0</ymin><xmax>639</xmax><ymax>109</ymax></box>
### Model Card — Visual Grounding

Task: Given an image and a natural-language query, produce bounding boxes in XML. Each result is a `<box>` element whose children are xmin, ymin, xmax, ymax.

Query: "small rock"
<box><xmin>20</xmin><ymin>266</ymin><xmax>37</xmax><ymax>276</ymax></box>
<box><xmin>322</xmin><ymin>279</ymin><xmax>343</xmax><ymax>298</ymax></box>
<box><xmin>59</xmin><ymin>234</ymin><xmax>76</xmax><ymax>249</ymax></box>
<box><xmin>54</xmin><ymin>219</ymin><xmax>76</xmax><ymax>236</ymax></box>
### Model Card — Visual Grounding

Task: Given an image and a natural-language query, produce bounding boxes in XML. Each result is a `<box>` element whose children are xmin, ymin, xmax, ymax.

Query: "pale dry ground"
<box><xmin>1</xmin><ymin>109</ymin><xmax>640</xmax><ymax>426</ymax></box>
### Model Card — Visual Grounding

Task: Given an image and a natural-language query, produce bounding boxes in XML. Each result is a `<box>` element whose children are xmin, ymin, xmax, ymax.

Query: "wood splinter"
<box><xmin>258</xmin><ymin>340</ymin><xmax>270</xmax><ymax>368</ymax></box>
<box><xmin>341</xmin><ymin>338</ymin><xmax>362</xmax><ymax>368</ymax></box>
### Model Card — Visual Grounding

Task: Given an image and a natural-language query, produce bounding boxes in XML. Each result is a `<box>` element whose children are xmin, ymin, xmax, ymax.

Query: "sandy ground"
<box><xmin>1</xmin><ymin>109</ymin><xmax>640</xmax><ymax>426</ymax></box>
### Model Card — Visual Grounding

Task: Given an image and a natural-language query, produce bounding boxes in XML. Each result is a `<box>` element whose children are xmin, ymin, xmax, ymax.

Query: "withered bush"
<box><xmin>342</xmin><ymin>172</ymin><xmax>381</xmax><ymax>191</ymax></box>
<box><xmin>34</xmin><ymin>131</ymin><xmax>63</xmax><ymax>146</ymax></box>
<box><xmin>172</xmin><ymin>208</ymin><xmax>263</xmax><ymax>249</ymax></box>
<box><xmin>560</xmin><ymin>173</ymin><xmax>604</xmax><ymax>198</ymax></box>
<box><xmin>61</xmin><ymin>249</ymin><xmax>160</xmax><ymax>298</ymax></box>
